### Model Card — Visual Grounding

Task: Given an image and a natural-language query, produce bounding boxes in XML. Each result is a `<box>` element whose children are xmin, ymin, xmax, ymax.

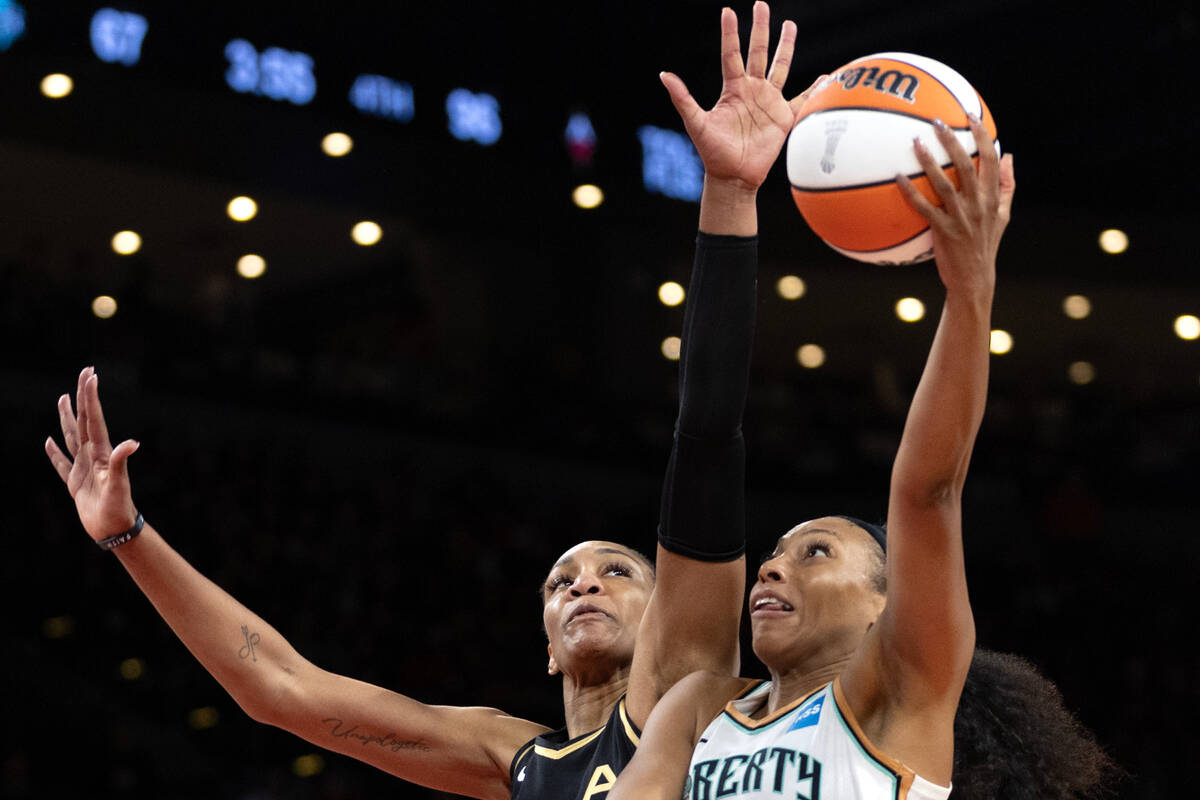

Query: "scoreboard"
<box><xmin>2</xmin><ymin>3</ymin><xmax>705</xmax><ymax>204</ymax></box>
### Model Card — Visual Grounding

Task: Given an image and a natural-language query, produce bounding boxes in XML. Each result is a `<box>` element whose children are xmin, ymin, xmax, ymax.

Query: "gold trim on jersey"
<box><xmin>722</xmin><ymin>680</ymin><xmax>825</xmax><ymax>730</ymax></box>
<box><xmin>532</xmin><ymin>727</ymin><xmax>604</xmax><ymax>759</ymax></box>
<box><xmin>511</xmin><ymin>741</ymin><xmax>536</xmax><ymax>775</ymax></box>
<box><xmin>616</xmin><ymin>698</ymin><xmax>640</xmax><ymax>746</ymax></box>
<box><xmin>526</xmin><ymin>697</ymin><xmax>639</xmax><ymax>760</ymax></box>
<box><xmin>831</xmin><ymin>677</ymin><xmax>921</xmax><ymax>799</ymax></box>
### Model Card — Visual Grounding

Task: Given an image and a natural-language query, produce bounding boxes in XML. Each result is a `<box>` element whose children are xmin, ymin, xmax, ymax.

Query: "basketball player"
<box><xmin>44</xmin><ymin>5</ymin><xmax>814</xmax><ymax>798</ymax></box>
<box><xmin>607</xmin><ymin>109</ymin><xmax>1018</xmax><ymax>798</ymax></box>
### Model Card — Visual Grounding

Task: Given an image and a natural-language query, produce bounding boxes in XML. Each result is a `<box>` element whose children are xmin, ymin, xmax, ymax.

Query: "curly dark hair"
<box><xmin>952</xmin><ymin>648</ymin><xmax>1120</xmax><ymax>798</ymax></box>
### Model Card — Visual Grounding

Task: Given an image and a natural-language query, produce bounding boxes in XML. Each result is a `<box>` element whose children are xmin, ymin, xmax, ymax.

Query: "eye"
<box><xmin>804</xmin><ymin>541</ymin><xmax>832</xmax><ymax>559</ymax></box>
<box><xmin>546</xmin><ymin>574</ymin><xmax>574</xmax><ymax>592</ymax></box>
<box><xmin>603</xmin><ymin>562</ymin><xmax>632</xmax><ymax>577</ymax></box>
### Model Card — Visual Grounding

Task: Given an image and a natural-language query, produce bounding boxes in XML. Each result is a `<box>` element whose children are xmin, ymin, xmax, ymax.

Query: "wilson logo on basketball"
<box><xmin>835</xmin><ymin>66</ymin><xmax>919</xmax><ymax>103</ymax></box>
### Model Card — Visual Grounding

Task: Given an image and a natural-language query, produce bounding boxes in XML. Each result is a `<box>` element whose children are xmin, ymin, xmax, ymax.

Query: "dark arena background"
<box><xmin>3</xmin><ymin>0</ymin><xmax>1197</xmax><ymax>797</ymax></box>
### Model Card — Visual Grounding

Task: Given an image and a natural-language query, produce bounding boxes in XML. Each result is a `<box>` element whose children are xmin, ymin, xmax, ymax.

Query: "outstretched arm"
<box><xmin>845</xmin><ymin>118</ymin><xmax>1015</xmax><ymax>777</ymax></box>
<box><xmin>628</xmin><ymin>1</ymin><xmax>821</xmax><ymax>727</ymax></box>
<box><xmin>880</xmin><ymin>119</ymin><xmax>1015</xmax><ymax>688</ymax></box>
<box><xmin>45</xmin><ymin>369</ymin><xmax>544</xmax><ymax>800</ymax></box>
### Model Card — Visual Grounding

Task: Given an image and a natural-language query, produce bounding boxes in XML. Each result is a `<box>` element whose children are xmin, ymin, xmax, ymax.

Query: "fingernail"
<box><xmin>912</xmin><ymin>136</ymin><xmax>925</xmax><ymax>150</ymax></box>
<box><xmin>932</xmin><ymin>118</ymin><xmax>946</xmax><ymax>131</ymax></box>
<box><xmin>967</xmin><ymin>113</ymin><xmax>980</xmax><ymax>124</ymax></box>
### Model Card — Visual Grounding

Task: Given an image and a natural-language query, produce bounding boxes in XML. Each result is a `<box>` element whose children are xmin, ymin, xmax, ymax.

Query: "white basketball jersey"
<box><xmin>686</xmin><ymin>679</ymin><xmax>950</xmax><ymax>800</ymax></box>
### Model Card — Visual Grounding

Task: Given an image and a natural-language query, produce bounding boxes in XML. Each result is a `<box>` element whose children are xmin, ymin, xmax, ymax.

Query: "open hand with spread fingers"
<box><xmin>897</xmin><ymin>116</ymin><xmax>1016</xmax><ymax>296</ymax></box>
<box><xmin>660</xmin><ymin>1</ymin><xmax>822</xmax><ymax>193</ymax></box>
<box><xmin>44</xmin><ymin>367</ymin><xmax>141</xmax><ymax>541</ymax></box>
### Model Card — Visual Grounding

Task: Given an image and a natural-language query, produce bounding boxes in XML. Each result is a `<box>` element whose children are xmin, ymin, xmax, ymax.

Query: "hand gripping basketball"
<box><xmin>45</xmin><ymin>367</ymin><xmax>142</xmax><ymax>542</ymax></box>
<box><xmin>898</xmin><ymin>115</ymin><xmax>1016</xmax><ymax>293</ymax></box>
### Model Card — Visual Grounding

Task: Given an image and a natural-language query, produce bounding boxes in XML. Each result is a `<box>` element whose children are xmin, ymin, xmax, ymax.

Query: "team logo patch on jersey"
<box><xmin>786</xmin><ymin>695</ymin><xmax>824</xmax><ymax>732</ymax></box>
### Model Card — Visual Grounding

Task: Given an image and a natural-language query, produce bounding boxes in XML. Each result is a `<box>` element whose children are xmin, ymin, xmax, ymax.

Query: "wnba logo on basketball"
<box><xmin>835</xmin><ymin>66</ymin><xmax>919</xmax><ymax>102</ymax></box>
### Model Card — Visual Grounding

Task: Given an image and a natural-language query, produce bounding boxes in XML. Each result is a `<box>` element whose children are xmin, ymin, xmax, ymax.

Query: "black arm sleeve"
<box><xmin>657</xmin><ymin>232</ymin><xmax>757</xmax><ymax>561</ymax></box>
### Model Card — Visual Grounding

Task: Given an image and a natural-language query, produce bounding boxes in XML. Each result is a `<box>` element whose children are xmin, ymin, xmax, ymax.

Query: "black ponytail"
<box><xmin>952</xmin><ymin>648</ymin><xmax>1120</xmax><ymax>798</ymax></box>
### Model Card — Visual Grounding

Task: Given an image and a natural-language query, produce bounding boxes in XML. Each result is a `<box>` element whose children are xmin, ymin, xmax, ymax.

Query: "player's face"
<box><xmin>749</xmin><ymin>517</ymin><xmax>886</xmax><ymax>672</ymax></box>
<box><xmin>541</xmin><ymin>541</ymin><xmax>654</xmax><ymax>681</ymax></box>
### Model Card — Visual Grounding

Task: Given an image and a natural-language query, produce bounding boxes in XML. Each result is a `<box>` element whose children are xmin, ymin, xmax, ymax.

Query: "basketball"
<box><xmin>786</xmin><ymin>52</ymin><xmax>998</xmax><ymax>265</ymax></box>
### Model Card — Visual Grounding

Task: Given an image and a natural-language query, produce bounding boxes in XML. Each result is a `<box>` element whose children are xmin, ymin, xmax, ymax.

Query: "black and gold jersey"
<box><xmin>509</xmin><ymin>696</ymin><xmax>641</xmax><ymax>800</ymax></box>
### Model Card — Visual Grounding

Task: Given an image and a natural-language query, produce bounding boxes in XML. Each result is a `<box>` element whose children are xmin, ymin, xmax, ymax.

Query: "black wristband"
<box><xmin>96</xmin><ymin>513</ymin><xmax>144</xmax><ymax>551</ymax></box>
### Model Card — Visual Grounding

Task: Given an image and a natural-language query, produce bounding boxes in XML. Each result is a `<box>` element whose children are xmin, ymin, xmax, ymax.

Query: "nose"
<box><xmin>756</xmin><ymin>557</ymin><xmax>783</xmax><ymax>584</ymax></box>
<box><xmin>569</xmin><ymin>568</ymin><xmax>604</xmax><ymax>597</ymax></box>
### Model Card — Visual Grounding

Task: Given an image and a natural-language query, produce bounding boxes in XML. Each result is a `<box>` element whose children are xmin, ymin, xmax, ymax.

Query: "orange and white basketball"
<box><xmin>787</xmin><ymin>53</ymin><xmax>998</xmax><ymax>265</ymax></box>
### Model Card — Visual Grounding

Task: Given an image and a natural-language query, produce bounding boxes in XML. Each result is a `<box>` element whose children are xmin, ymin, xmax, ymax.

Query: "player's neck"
<box><xmin>764</xmin><ymin>658</ymin><xmax>847</xmax><ymax>718</ymax></box>
<box><xmin>560</xmin><ymin>667</ymin><xmax>630</xmax><ymax>738</ymax></box>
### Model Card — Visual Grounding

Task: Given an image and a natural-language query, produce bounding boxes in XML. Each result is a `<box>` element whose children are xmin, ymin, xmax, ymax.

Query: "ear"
<box><xmin>547</xmin><ymin>644</ymin><xmax>559</xmax><ymax>676</ymax></box>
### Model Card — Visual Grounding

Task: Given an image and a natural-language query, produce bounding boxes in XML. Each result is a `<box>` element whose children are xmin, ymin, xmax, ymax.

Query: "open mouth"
<box><xmin>751</xmin><ymin>594</ymin><xmax>795</xmax><ymax>615</ymax></box>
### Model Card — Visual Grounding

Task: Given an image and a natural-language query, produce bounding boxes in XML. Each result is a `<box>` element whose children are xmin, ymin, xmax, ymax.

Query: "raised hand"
<box><xmin>898</xmin><ymin>117</ymin><xmax>1016</xmax><ymax>295</ymax></box>
<box><xmin>660</xmin><ymin>2</ymin><xmax>816</xmax><ymax>192</ymax></box>
<box><xmin>45</xmin><ymin>367</ymin><xmax>140</xmax><ymax>541</ymax></box>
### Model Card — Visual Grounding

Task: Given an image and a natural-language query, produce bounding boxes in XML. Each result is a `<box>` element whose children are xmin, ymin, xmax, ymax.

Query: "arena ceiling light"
<box><xmin>572</xmin><ymin>184</ymin><xmax>604</xmax><ymax>209</ymax></box>
<box><xmin>895</xmin><ymin>297</ymin><xmax>925</xmax><ymax>323</ymax></box>
<box><xmin>1062</xmin><ymin>295</ymin><xmax>1091</xmax><ymax>320</ymax></box>
<box><xmin>989</xmin><ymin>330</ymin><xmax>1013</xmax><ymax>355</ymax></box>
<box><xmin>227</xmin><ymin>196</ymin><xmax>258</xmax><ymax>221</ymax></box>
<box><xmin>237</xmin><ymin>254</ymin><xmax>266</xmax><ymax>279</ymax></box>
<box><xmin>322</xmin><ymin>132</ymin><xmax>353</xmax><ymax>157</ymax></box>
<box><xmin>1098</xmin><ymin>229</ymin><xmax>1128</xmax><ymax>254</ymax></box>
<box><xmin>187</xmin><ymin>707</ymin><xmax>220</xmax><ymax>731</ymax></box>
<box><xmin>1174</xmin><ymin>315</ymin><xmax>1200</xmax><ymax>341</ymax></box>
<box><xmin>1067</xmin><ymin>361</ymin><xmax>1095</xmax><ymax>385</ymax></box>
<box><xmin>111</xmin><ymin>230</ymin><xmax>141</xmax><ymax>255</ymax></box>
<box><xmin>40</xmin><ymin>72</ymin><xmax>73</xmax><ymax>98</ymax></box>
<box><xmin>91</xmin><ymin>295</ymin><xmax>117</xmax><ymax>318</ymax></box>
<box><xmin>796</xmin><ymin>344</ymin><xmax>825</xmax><ymax>368</ymax></box>
<box><xmin>658</xmin><ymin>281</ymin><xmax>684</xmax><ymax>307</ymax></box>
<box><xmin>352</xmin><ymin>221</ymin><xmax>382</xmax><ymax>246</ymax></box>
<box><xmin>776</xmin><ymin>275</ymin><xmax>805</xmax><ymax>300</ymax></box>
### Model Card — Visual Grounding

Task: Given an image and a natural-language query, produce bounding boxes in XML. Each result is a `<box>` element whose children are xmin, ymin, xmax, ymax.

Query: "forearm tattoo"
<box><xmin>238</xmin><ymin>625</ymin><xmax>261</xmax><ymax>662</ymax></box>
<box><xmin>322</xmin><ymin>718</ymin><xmax>431</xmax><ymax>753</ymax></box>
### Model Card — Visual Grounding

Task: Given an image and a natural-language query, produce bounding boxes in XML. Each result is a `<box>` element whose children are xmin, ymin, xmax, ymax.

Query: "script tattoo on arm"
<box><xmin>322</xmin><ymin>718</ymin><xmax>432</xmax><ymax>753</ymax></box>
<box><xmin>237</xmin><ymin>625</ymin><xmax>261</xmax><ymax>662</ymax></box>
